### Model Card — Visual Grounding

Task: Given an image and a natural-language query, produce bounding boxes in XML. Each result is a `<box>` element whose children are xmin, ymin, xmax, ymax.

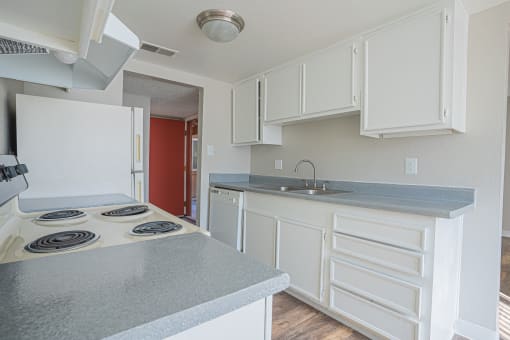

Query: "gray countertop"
<box><xmin>0</xmin><ymin>233</ymin><xmax>289</xmax><ymax>340</ymax></box>
<box><xmin>210</xmin><ymin>175</ymin><xmax>475</xmax><ymax>218</ymax></box>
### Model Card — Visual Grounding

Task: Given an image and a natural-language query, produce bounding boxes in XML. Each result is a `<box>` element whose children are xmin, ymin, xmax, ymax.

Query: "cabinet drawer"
<box><xmin>334</xmin><ymin>213</ymin><xmax>427</xmax><ymax>252</ymax></box>
<box><xmin>330</xmin><ymin>286</ymin><xmax>420</xmax><ymax>340</ymax></box>
<box><xmin>330</xmin><ymin>258</ymin><xmax>421</xmax><ymax>318</ymax></box>
<box><xmin>332</xmin><ymin>233</ymin><xmax>424</xmax><ymax>277</ymax></box>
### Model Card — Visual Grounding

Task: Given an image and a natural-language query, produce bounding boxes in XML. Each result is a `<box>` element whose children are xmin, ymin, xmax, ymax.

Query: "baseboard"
<box><xmin>502</xmin><ymin>230</ymin><xmax>510</xmax><ymax>238</ymax></box>
<box><xmin>454</xmin><ymin>319</ymin><xmax>498</xmax><ymax>340</ymax></box>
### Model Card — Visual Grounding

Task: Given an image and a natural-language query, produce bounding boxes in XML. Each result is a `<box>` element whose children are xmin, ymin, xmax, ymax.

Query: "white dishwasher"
<box><xmin>208</xmin><ymin>187</ymin><xmax>244</xmax><ymax>251</ymax></box>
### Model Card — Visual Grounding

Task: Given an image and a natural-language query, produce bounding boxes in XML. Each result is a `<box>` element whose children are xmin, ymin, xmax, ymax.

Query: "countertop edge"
<box><xmin>211</xmin><ymin>182</ymin><xmax>474</xmax><ymax>219</ymax></box>
<box><xmin>107</xmin><ymin>272</ymin><xmax>290</xmax><ymax>340</ymax></box>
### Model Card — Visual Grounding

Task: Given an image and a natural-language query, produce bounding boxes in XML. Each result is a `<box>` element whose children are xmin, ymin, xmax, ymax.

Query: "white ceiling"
<box><xmin>113</xmin><ymin>0</ymin><xmax>506</xmax><ymax>83</ymax></box>
<box><xmin>123</xmin><ymin>72</ymin><xmax>199</xmax><ymax>119</ymax></box>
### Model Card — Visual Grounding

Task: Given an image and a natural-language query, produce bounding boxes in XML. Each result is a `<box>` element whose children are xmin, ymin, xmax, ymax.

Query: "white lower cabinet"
<box><xmin>330</xmin><ymin>257</ymin><xmax>421</xmax><ymax>319</ymax></box>
<box><xmin>330</xmin><ymin>286</ymin><xmax>420</xmax><ymax>340</ymax></box>
<box><xmin>243</xmin><ymin>210</ymin><xmax>277</xmax><ymax>267</ymax></box>
<box><xmin>243</xmin><ymin>191</ymin><xmax>463</xmax><ymax>340</ymax></box>
<box><xmin>277</xmin><ymin>218</ymin><xmax>325</xmax><ymax>302</ymax></box>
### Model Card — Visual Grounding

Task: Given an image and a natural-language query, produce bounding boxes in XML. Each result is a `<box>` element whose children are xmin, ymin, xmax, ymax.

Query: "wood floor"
<box><xmin>501</xmin><ymin>238</ymin><xmax>510</xmax><ymax>339</ymax></box>
<box><xmin>272</xmin><ymin>292</ymin><xmax>367</xmax><ymax>340</ymax></box>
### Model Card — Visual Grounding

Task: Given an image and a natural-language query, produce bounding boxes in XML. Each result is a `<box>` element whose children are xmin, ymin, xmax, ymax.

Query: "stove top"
<box><xmin>0</xmin><ymin>201</ymin><xmax>205</xmax><ymax>264</ymax></box>
<box><xmin>25</xmin><ymin>230</ymin><xmax>99</xmax><ymax>253</ymax></box>
<box><xmin>131</xmin><ymin>221</ymin><xmax>183</xmax><ymax>236</ymax></box>
<box><xmin>102</xmin><ymin>205</ymin><xmax>149</xmax><ymax>217</ymax></box>
<box><xmin>36</xmin><ymin>209</ymin><xmax>86</xmax><ymax>221</ymax></box>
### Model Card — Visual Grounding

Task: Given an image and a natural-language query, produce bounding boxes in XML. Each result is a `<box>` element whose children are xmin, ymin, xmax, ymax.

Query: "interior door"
<box><xmin>185</xmin><ymin>118</ymin><xmax>198</xmax><ymax>218</ymax></box>
<box><xmin>149</xmin><ymin>117</ymin><xmax>185</xmax><ymax>215</ymax></box>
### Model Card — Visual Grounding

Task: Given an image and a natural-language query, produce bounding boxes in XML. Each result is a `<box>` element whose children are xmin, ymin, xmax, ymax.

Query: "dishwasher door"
<box><xmin>208</xmin><ymin>187</ymin><xmax>244</xmax><ymax>251</ymax></box>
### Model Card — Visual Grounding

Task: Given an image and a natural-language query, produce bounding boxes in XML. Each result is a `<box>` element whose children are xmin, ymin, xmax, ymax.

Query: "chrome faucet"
<box><xmin>294</xmin><ymin>159</ymin><xmax>317</xmax><ymax>189</ymax></box>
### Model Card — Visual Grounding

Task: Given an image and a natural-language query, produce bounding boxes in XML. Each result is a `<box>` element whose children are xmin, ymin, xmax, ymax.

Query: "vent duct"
<box><xmin>0</xmin><ymin>38</ymin><xmax>49</xmax><ymax>55</ymax></box>
<box><xmin>140</xmin><ymin>42</ymin><xmax>178</xmax><ymax>58</ymax></box>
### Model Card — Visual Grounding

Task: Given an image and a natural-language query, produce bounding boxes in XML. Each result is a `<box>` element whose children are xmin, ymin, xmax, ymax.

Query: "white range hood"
<box><xmin>0</xmin><ymin>0</ymin><xmax>139</xmax><ymax>90</ymax></box>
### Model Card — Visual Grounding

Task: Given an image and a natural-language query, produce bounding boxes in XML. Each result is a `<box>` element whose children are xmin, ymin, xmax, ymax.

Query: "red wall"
<box><xmin>149</xmin><ymin>118</ymin><xmax>185</xmax><ymax>215</ymax></box>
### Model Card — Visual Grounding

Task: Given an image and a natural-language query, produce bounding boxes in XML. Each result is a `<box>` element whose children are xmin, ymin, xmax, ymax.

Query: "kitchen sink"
<box><xmin>277</xmin><ymin>186</ymin><xmax>304</xmax><ymax>192</ymax></box>
<box><xmin>289</xmin><ymin>188</ymin><xmax>351</xmax><ymax>195</ymax></box>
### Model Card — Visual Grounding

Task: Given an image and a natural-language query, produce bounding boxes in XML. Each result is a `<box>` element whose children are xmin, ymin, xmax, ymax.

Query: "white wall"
<box><xmin>123</xmin><ymin>92</ymin><xmax>151</xmax><ymax>201</ymax></box>
<box><xmin>0</xmin><ymin>78</ymin><xmax>24</xmax><ymax>154</ymax></box>
<box><xmin>125</xmin><ymin>59</ymin><xmax>251</xmax><ymax>228</ymax></box>
<box><xmin>504</xmin><ymin>97</ymin><xmax>510</xmax><ymax>236</ymax></box>
<box><xmin>251</xmin><ymin>3</ymin><xmax>510</xmax><ymax>337</ymax></box>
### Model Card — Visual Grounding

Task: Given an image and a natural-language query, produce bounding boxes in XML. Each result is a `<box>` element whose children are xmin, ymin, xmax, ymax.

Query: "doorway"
<box><xmin>123</xmin><ymin>71</ymin><xmax>200</xmax><ymax>220</ymax></box>
<box><xmin>186</xmin><ymin>118</ymin><xmax>199</xmax><ymax>221</ymax></box>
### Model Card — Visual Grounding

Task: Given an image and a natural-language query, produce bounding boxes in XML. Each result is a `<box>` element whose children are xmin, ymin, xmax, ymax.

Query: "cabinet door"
<box><xmin>232</xmin><ymin>78</ymin><xmax>259</xmax><ymax>144</ymax></box>
<box><xmin>263</xmin><ymin>63</ymin><xmax>302</xmax><ymax>123</ymax></box>
<box><xmin>277</xmin><ymin>218</ymin><xmax>325</xmax><ymax>302</ymax></box>
<box><xmin>303</xmin><ymin>42</ymin><xmax>358</xmax><ymax>116</ymax></box>
<box><xmin>362</xmin><ymin>8</ymin><xmax>448</xmax><ymax>132</ymax></box>
<box><xmin>244</xmin><ymin>210</ymin><xmax>277</xmax><ymax>267</ymax></box>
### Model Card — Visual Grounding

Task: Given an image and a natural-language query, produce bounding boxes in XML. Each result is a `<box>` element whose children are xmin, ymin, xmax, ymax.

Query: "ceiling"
<box><xmin>123</xmin><ymin>72</ymin><xmax>199</xmax><ymax>119</ymax></box>
<box><xmin>113</xmin><ymin>0</ymin><xmax>505</xmax><ymax>83</ymax></box>
<box><xmin>0</xmin><ymin>0</ymin><xmax>83</xmax><ymax>43</ymax></box>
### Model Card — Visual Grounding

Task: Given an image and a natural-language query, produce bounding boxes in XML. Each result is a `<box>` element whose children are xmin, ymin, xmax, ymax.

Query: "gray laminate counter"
<box><xmin>0</xmin><ymin>233</ymin><xmax>289</xmax><ymax>340</ymax></box>
<box><xmin>210</xmin><ymin>175</ymin><xmax>475</xmax><ymax>218</ymax></box>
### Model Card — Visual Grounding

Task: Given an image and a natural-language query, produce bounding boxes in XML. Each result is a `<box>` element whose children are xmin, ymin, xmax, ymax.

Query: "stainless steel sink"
<box><xmin>290</xmin><ymin>188</ymin><xmax>351</xmax><ymax>195</ymax></box>
<box><xmin>278</xmin><ymin>186</ymin><xmax>305</xmax><ymax>192</ymax></box>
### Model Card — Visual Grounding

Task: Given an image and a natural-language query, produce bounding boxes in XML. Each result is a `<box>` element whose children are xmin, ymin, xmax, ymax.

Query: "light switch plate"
<box><xmin>207</xmin><ymin>145</ymin><xmax>215</xmax><ymax>156</ymax></box>
<box><xmin>274</xmin><ymin>160</ymin><xmax>283</xmax><ymax>170</ymax></box>
<box><xmin>405</xmin><ymin>158</ymin><xmax>418</xmax><ymax>175</ymax></box>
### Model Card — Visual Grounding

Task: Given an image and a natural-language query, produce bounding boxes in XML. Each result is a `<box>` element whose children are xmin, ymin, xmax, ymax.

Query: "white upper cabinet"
<box><xmin>232</xmin><ymin>77</ymin><xmax>282</xmax><ymax>145</ymax></box>
<box><xmin>263</xmin><ymin>63</ymin><xmax>302</xmax><ymax>123</ymax></box>
<box><xmin>302</xmin><ymin>41</ymin><xmax>360</xmax><ymax>117</ymax></box>
<box><xmin>361</xmin><ymin>0</ymin><xmax>468</xmax><ymax>138</ymax></box>
<box><xmin>233</xmin><ymin>78</ymin><xmax>259</xmax><ymax>144</ymax></box>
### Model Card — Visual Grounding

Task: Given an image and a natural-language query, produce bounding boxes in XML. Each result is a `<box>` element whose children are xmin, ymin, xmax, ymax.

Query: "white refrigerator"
<box><xmin>16</xmin><ymin>94</ymin><xmax>145</xmax><ymax>202</ymax></box>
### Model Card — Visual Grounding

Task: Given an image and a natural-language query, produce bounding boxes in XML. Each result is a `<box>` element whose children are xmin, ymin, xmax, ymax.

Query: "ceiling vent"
<box><xmin>140</xmin><ymin>42</ymin><xmax>178</xmax><ymax>58</ymax></box>
<box><xmin>0</xmin><ymin>38</ymin><xmax>49</xmax><ymax>55</ymax></box>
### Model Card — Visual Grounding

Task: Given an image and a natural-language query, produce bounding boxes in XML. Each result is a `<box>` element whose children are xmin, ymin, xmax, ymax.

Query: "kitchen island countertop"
<box><xmin>0</xmin><ymin>232</ymin><xmax>289</xmax><ymax>339</ymax></box>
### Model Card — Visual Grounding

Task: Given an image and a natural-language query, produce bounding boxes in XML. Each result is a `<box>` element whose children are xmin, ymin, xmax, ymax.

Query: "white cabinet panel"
<box><xmin>330</xmin><ymin>257</ymin><xmax>421</xmax><ymax>318</ymax></box>
<box><xmin>232</xmin><ymin>78</ymin><xmax>259</xmax><ymax>144</ymax></box>
<box><xmin>332</xmin><ymin>233</ymin><xmax>424</xmax><ymax>277</ymax></box>
<box><xmin>244</xmin><ymin>210</ymin><xmax>277</xmax><ymax>267</ymax></box>
<box><xmin>263</xmin><ymin>63</ymin><xmax>302</xmax><ymax>122</ymax></box>
<box><xmin>303</xmin><ymin>42</ymin><xmax>359</xmax><ymax>116</ymax></box>
<box><xmin>361</xmin><ymin>2</ymin><xmax>467</xmax><ymax>137</ymax></box>
<box><xmin>334</xmin><ymin>212</ymin><xmax>427</xmax><ymax>252</ymax></box>
<box><xmin>363</xmin><ymin>8</ymin><xmax>445</xmax><ymax>131</ymax></box>
<box><xmin>330</xmin><ymin>286</ymin><xmax>420</xmax><ymax>340</ymax></box>
<box><xmin>277</xmin><ymin>218</ymin><xmax>325</xmax><ymax>302</ymax></box>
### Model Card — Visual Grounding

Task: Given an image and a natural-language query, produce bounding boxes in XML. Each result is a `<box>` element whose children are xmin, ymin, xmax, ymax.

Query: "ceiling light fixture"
<box><xmin>196</xmin><ymin>9</ymin><xmax>245</xmax><ymax>43</ymax></box>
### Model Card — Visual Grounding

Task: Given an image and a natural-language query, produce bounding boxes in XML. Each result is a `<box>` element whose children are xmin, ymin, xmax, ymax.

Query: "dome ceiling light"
<box><xmin>196</xmin><ymin>9</ymin><xmax>245</xmax><ymax>43</ymax></box>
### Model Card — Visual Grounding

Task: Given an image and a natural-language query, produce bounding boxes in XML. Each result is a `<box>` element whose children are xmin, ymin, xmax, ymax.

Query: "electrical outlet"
<box><xmin>405</xmin><ymin>158</ymin><xmax>418</xmax><ymax>175</ymax></box>
<box><xmin>274</xmin><ymin>160</ymin><xmax>283</xmax><ymax>170</ymax></box>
